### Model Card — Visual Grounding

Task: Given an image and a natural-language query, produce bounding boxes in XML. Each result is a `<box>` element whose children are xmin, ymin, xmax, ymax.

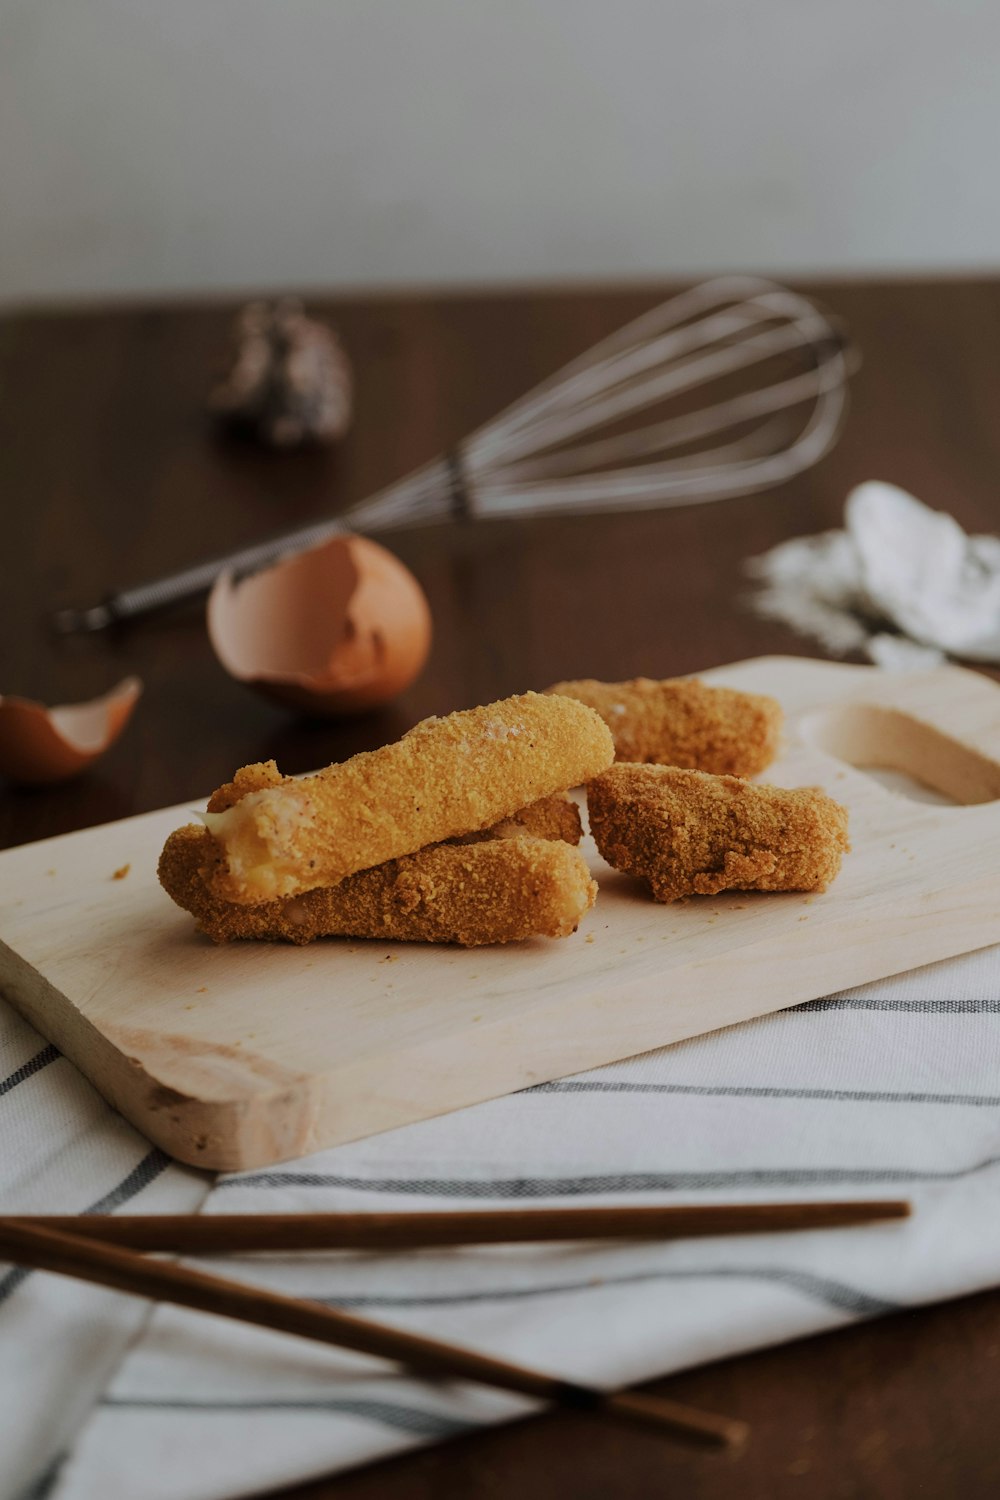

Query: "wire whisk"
<box><xmin>53</xmin><ymin>276</ymin><xmax>855</xmax><ymax>633</ymax></box>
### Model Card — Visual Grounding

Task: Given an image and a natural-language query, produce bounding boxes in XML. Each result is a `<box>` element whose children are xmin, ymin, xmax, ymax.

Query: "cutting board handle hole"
<box><xmin>800</xmin><ymin>704</ymin><xmax>1000</xmax><ymax>806</ymax></box>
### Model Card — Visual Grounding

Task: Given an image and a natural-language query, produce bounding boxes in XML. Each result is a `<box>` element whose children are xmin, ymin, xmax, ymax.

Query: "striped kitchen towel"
<box><xmin>3</xmin><ymin>940</ymin><xmax>998</xmax><ymax>1500</ymax></box>
<box><xmin>0</xmin><ymin>1004</ymin><xmax>209</xmax><ymax>1500</ymax></box>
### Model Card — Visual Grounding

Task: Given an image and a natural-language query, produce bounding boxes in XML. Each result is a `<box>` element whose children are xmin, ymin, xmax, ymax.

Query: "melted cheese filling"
<box><xmin>202</xmin><ymin>789</ymin><xmax>306</xmax><ymax>899</ymax></box>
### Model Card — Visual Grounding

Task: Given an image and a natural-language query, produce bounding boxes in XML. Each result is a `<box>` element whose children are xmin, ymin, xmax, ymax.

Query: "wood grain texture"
<box><xmin>2</xmin><ymin>655</ymin><xmax>1000</xmax><ymax>1169</ymax></box>
<box><xmin>4</xmin><ymin>281</ymin><xmax>1000</xmax><ymax>1497</ymax></box>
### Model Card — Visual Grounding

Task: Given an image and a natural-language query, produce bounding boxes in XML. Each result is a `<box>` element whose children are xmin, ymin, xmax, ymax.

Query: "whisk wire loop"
<box><xmin>348</xmin><ymin>276</ymin><xmax>853</xmax><ymax>528</ymax></box>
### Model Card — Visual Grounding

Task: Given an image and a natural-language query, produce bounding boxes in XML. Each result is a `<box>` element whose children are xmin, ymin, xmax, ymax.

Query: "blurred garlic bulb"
<box><xmin>210</xmin><ymin>299</ymin><xmax>353</xmax><ymax>447</ymax></box>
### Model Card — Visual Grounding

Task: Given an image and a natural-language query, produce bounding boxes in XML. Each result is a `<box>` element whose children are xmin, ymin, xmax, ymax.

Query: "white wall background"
<box><xmin>1</xmin><ymin>0</ymin><xmax>998</xmax><ymax>305</ymax></box>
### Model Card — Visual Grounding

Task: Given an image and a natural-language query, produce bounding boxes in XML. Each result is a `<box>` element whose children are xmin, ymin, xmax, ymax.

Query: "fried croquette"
<box><xmin>547</xmin><ymin>677</ymin><xmax>782</xmax><ymax>777</ymax></box>
<box><xmin>202</xmin><ymin>693</ymin><xmax>612</xmax><ymax>904</ymax></box>
<box><xmin>205</xmin><ymin>762</ymin><xmax>583</xmax><ymax>847</ymax></box>
<box><xmin>588</xmin><ymin>763</ymin><xmax>849</xmax><ymax>902</ymax></box>
<box><xmin>159</xmin><ymin>824</ymin><xmax>596</xmax><ymax>946</ymax></box>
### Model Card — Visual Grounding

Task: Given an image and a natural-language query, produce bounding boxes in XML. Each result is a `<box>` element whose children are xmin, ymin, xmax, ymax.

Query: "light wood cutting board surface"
<box><xmin>3</xmin><ymin>656</ymin><xmax>1000</xmax><ymax>1171</ymax></box>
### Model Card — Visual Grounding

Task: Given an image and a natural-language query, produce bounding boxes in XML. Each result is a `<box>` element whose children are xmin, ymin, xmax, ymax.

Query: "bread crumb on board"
<box><xmin>112</xmin><ymin>864</ymin><xmax>131</xmax><ymax>881</ymax></box>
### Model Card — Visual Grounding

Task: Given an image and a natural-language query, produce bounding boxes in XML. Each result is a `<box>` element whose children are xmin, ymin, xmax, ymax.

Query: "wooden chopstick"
<box><xmin>0</xmin><ymin>1219</ymin><xmax>746</xmax><ymax>1450</ymax></box>
<box><xmin>6</xmin><ymin>1200</ymin><xmax>911</xmax><ymax>1253</ymax></box>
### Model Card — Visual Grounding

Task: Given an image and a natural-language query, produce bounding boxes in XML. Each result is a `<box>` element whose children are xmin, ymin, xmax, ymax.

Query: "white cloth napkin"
<box><xmin>0</xmin><ymin>1005</ymin><xmax>209</xmax><ymax>1500</ymax></box>
<box><xmin>3</xmin><ymin>937</ymin><xmax>1000</xmax><ymax>1500</ymax></box>
<box><xmin>747</xmin><ymin>482</ymin><xmax>1000</xmax><ymax>667</ymax></box>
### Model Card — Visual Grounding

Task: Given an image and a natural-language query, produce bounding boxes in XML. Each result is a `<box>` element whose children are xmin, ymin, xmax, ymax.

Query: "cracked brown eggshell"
<box><xmin>0</xmin><ymin>676</ymin><xmax>142</xmax><ymax>785</ymax></box>
<box><xmin>207</xmin><ymin>534</ymin><xmax>432</xmax><ymax>716</ymax></box>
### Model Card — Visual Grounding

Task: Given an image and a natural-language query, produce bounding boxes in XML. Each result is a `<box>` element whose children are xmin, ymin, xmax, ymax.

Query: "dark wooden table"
<box><xmin>3</xmin><ymin>279</ymin><xmax>1000</xmax><ymax>1497</ymax></box>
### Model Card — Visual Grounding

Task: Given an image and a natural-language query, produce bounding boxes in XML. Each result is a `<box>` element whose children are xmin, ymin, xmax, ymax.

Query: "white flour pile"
<box><xmin>746</xmin><ymin>481</ymin><xmax>1000</xmax><ymax>668</ymax></box>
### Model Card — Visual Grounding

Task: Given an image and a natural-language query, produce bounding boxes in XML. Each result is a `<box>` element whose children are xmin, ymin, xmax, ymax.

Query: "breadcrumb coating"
<box><xmin>203</xmin><ymin>692</ymin><xmax>612</xmax><ymax>904</ymax></box>
<box><xmin>453</xmin><ymin>792</ymin><xmax>582</xmax><ymax>847</ymax></box>
<box><xmin>206</xmin><ymin>761</ymin><xmax>284</xmax><ymax>813</ymax></box>
<box><xmin>588</xmin><ymin>763</ymin><xmax>849</xmax><ymax>902</ymax></box>
<box><xmin>159</xmin><ymin>824</ymin><xmax>596</xmax><ymax>946</ymax></box>
<box><xmin>547</xmin><ymin>677</ymin><xmax>782</xmax><ymax>777</ymax></box>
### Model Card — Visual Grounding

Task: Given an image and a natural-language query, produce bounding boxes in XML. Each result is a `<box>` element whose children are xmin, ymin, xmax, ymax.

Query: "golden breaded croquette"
<box><xmin>160</xmin><ymin>824</ymin><xmax>596</xmax><ymax>946</ymax></box>
<box><xmin>588</xmin><ymin>763</ymin><xmax>849</xmax><ymax>902</ymax></box>
<box><xmin>547</xmin><ymin>677</ymin><xmax>782</xmax><ymax>777</ymax></box>
<box><xmin>202</xmin><ymin>693</ymin><xmax>612</xmax><ymax>904</ymax></box>
<box><xmin>208</xmin><ymin>763</ymin><xmax>583</xmax><ymax>848</ymax></box>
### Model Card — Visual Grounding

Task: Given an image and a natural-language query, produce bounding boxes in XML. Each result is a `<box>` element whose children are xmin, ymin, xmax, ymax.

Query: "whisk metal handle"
<box><xmin>49</xmin><ymin>517</ymin><xmax>348</xmax><ymax>635</ymax></box>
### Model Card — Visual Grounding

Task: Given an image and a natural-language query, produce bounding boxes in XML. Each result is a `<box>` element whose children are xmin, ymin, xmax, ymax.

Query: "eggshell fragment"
<box><xmin>207</xmin><ymin>534</ymin><xmax>432</xmax><ymax>716</ymax></box>
<box><xmin>0</xmin><ymin>677</ymin><xmax>142</xmax><ymax>786</ymax></box>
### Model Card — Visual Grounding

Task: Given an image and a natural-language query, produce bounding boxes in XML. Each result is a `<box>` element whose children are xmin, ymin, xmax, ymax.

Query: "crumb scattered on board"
<box><xmin>112</xmin><ymin>864</ymin><xmax>131</xmax><ymax>881</ymax></box>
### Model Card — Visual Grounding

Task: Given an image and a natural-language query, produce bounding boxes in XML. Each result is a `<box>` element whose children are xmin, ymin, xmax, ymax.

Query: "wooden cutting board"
<box><xmin>3</xmin><ymin>655</ymin><xmax>1000</xmax><ymax>1172</ymax></box>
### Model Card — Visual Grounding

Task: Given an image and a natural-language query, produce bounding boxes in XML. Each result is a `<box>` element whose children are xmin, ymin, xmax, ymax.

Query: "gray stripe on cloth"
<box><xmin>221</xmin><ymin>1152</ymin><xmax>1000</xmax><ymax>1198</ymax></box>
<box><xmin>99</xmin><ymin>1396</ymin><xmax>477</xmax><ymax>1438</ymax></box>
<box><xmin>85</xmin><ymin>1149</ymin><xmax>173</xmax><ymax>1215</ymax></box>
<box><xmin>15</xmin><ymin>1453</ymin><xmax>66</xmax><ymax>1500</ymax></box>
<box><xmin>528</xmin><ymin>1080</ymin><xmax>1000</xmax><ymax>1107</ymax></box>
<box><xmin>0</xmin><ymin>1148</ymin><xmax>173</xmax><ymax>1307</ymax></box>
<box><xmin>0</xmin><ymin>1045</ymin><xmax>60</xmax><ymax>1100</ymax></box>
<box><xmin>793</xmin><ymin>997</ymin><xmax>1000</xmax><ymax>1014</ymax></box>
<box><xmin>316</xmin><ymin>1264</ymin><xmax>898</xmax><ymax>1318</ymax></box>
